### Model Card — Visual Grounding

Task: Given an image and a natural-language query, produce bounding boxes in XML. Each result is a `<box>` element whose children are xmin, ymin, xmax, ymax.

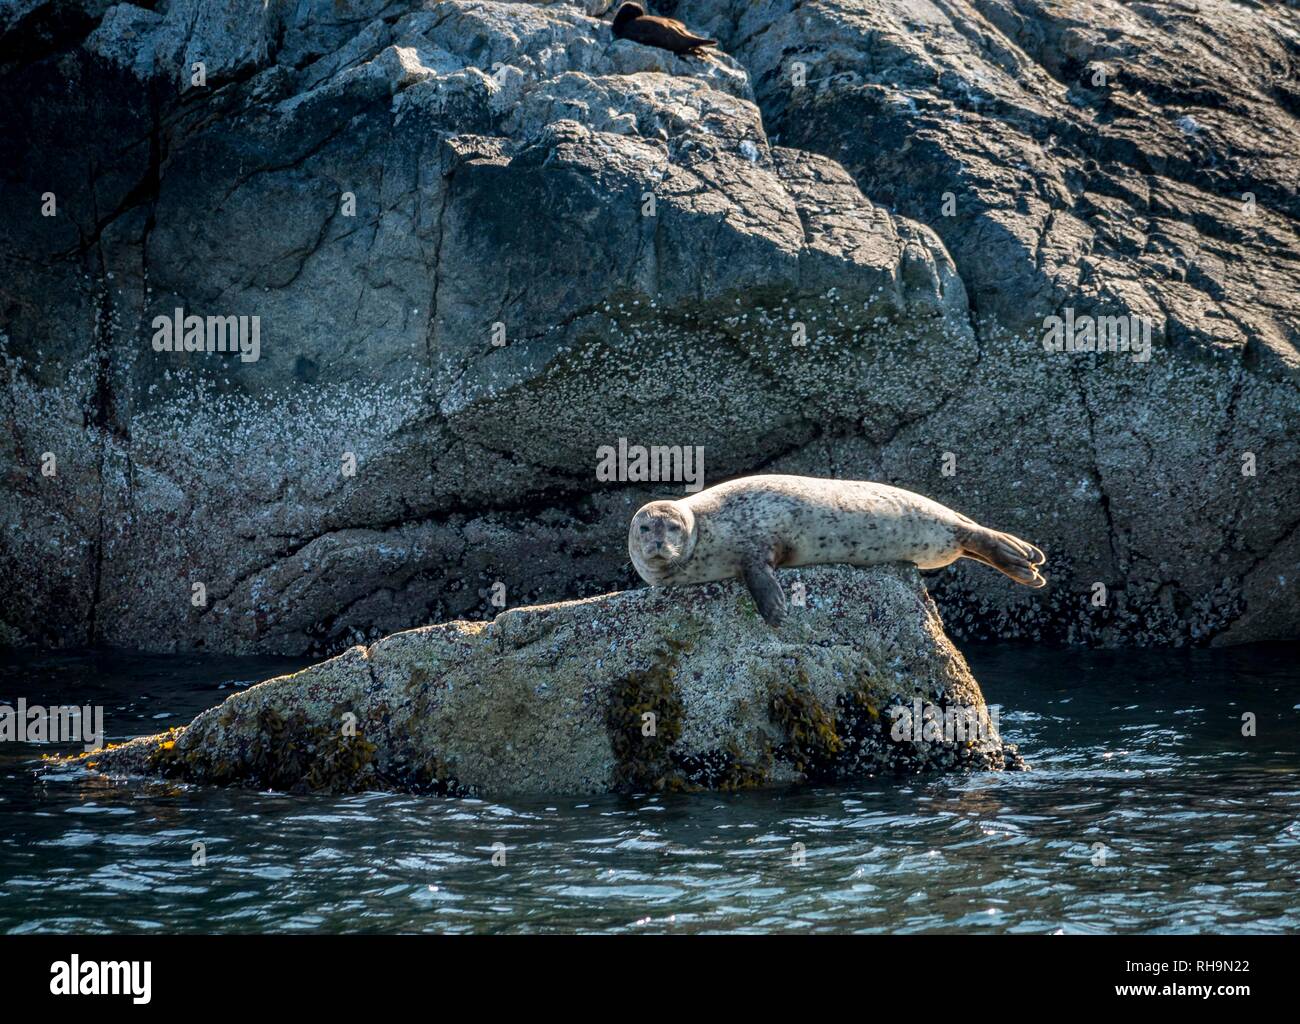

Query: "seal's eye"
<box><xmin>639</xmin><ymin>524</ymin><xmax>650</xmax><ymax>533</ymax></box>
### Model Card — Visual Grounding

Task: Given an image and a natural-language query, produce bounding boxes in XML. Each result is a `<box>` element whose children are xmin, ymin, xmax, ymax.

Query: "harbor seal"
<box><xmin>628</xmin><ymin>474</ymin><xmax>1046</xmax><ymax>626</ymax></box>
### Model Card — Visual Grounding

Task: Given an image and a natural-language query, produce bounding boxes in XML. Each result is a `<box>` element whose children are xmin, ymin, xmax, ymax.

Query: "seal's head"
<box><xmin>611</xmin><ymin>2</ymin><xmax>644</xmax><ymax>35</ymax></box>
<box><xmin>629</xmin><ymin>499</ymin><xmax>696</xmax><ymax>583</ymax></box>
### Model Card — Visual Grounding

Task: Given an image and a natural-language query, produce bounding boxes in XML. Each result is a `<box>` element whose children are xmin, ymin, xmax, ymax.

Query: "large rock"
<box><xmin>75</xmin><ymin>565</ymin><xmax>1021</xmax><ymax>796</ymax></box>
<box><xmin>2</xmin><ymin>0</ymin><xmax>1297</xmax><ymax>654</ymax></box>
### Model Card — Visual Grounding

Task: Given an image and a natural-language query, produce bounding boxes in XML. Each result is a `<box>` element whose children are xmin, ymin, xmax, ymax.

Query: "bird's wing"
<box><xmin>649</xmin><ymin>16</ymin><xmax>715</xmax><ymax>45</ymax></box>
<box><xmin>644</xmin><ymin>14</ymin><xmax>693</xmax><ymax>34</ymax></box>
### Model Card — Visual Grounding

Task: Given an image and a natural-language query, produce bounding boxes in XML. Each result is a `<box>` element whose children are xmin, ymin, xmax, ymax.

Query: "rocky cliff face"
<box><xmin>2</xmin><ymin>0</ymin><xmax>1297</xmax><ymax>654</ymax></box>
<box><xmin>75</xmin><ymin>565</ymin><xmax>1020</xmax><ymax>797</ymax></box>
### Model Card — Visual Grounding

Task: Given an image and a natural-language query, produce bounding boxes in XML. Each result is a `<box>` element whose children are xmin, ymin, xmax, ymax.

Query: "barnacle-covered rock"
<box><xmin>5</xmin><ymin>0</ymin><xmax>1295</xmax><ymax>656</ymax></box>
<box><xmin>74</xmin><ymin>565</ymin><xmax>1021</xmax><ymax>797</ymax></box>
<box><xmin>1</xmin><ymin>0</ymin><xmax>971</xmax><ymax>656</ymax></box>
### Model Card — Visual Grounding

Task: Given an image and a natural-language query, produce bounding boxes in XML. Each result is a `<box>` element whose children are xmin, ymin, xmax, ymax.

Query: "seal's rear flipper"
<box><xmin>959</xmin><ymin>527</ymin><xmax>1047</xmax><ymax>588</ymax></box>
<box><xmin>743</xmin><ymin>560</ymin><xmax>787</xmax><ymax>626</ymax></box>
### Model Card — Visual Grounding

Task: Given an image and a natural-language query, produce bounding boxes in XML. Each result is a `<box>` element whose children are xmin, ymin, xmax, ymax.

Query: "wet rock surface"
<box><xmin>74</xmin><ymin>565</ymin><xmax>1021</xmax><ymax>797</ymax></box>
<box><xmin>2</xmin><ymin>0</ymin><xmax>1297</xmax><ymax>654</ymax></box>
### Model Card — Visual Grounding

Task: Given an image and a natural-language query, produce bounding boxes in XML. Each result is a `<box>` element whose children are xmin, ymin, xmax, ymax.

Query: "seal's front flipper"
<box><xmin>743</xmin><ymin>561</ymin><xmax>786</xmax><ymax>626</ymax></box>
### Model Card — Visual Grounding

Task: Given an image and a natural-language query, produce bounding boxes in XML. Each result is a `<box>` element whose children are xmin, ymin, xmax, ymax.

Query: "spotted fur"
<box><xmin>628</xmin><ymin>474</ymin><xmax>1046</xmax><ymax>626</ymax></box>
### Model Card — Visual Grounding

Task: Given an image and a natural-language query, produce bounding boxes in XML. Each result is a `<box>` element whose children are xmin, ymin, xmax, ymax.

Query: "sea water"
<box><xmin>1</xmin><ymin>643</ymin><xmax>1297</xmax><ymax>934</ymax></box>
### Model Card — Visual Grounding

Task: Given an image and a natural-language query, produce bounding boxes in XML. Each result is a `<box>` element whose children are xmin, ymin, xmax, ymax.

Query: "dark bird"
<box><xmin>610</xmin><ymin>2</ymin><xmax>718</xmax><ymax>56</ymax></box>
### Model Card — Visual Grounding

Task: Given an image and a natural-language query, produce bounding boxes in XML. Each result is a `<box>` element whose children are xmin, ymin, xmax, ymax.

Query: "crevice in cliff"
<box><xmin>83</xmin><ymin>162</ymin><xmax>113</xmax><ymax>647</ymax></box>
<box><xmin>1068</xmin><ymin>359</ymin><xmax>1123</xmax><ymax>584</ymax></box>
<box><xmin>425</xmin><ymin>153</ymin><xmax>454</xmax><ymax>364</ymax></box>
<box><xmin>214</xmin><ymin>118</ymin><xmax>354</xmax><ymax>210</ymax></box>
